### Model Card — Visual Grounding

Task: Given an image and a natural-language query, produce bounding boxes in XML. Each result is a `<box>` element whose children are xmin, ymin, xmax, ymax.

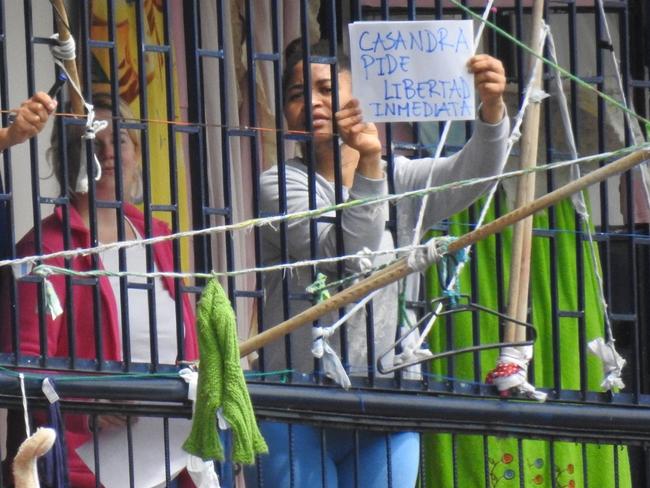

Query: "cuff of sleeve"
<box><xmin>475</xmin><ymin>104</ymin><xmax>511</xmax><ymax>142</ymax></box>
<box><xmin>349</xmin><ymin>170</ymin><xmax>388</xmax><ymax>199</ymax></box>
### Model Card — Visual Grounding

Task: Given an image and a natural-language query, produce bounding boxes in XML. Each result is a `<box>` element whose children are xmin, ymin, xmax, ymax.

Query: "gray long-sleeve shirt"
<box><xmin>259</xmin><ymin>115</ymin><xmax>510</xmax><ymax>377</ymax></box>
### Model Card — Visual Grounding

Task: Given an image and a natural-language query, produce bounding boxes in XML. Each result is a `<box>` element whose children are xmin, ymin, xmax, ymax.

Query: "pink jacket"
<box><xmin>2</xmin><ymin>203</ymin><xmax>198</xmax><ymax>487</ymax></box>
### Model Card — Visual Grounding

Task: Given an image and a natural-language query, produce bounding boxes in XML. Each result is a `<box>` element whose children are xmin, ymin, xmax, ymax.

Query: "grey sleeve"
<box><xmin>393</xmin><ymin>115</ymin><xmax>510</xmax><ymax>230</ymax></box>
<box><xmin>260</xmin><ymin>165</ymin><xmax>388</xmax><ymax>272</ymax></box>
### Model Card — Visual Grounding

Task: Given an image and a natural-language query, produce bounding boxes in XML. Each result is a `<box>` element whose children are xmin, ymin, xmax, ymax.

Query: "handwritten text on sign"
<box><xmin>349</xmin><ymin>20</ymin><xmax>475</xmax><ymax>122</ymax></box>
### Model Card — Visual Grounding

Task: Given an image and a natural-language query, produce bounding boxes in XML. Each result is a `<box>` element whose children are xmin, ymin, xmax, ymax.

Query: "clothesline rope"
<box><xmin>2</xmin><ymin>143</ymin><xmax>644</xmax><ymax>274</ymax></box>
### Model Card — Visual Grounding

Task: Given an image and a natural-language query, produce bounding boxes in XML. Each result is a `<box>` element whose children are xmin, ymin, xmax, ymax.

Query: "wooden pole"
<box><xmin>51</xmin><ymin>0</ymin><xmax>84</xmax><ymax>115</ymax></box>
<box><xmin>504</xmin><ymin>0</ymin><xmax>546</xmax><ymax>343</ymax></box>
<box><xmin>240</xmin><ymin>147</ymin><xmax>650</xmax><ymax>357</ymax></box>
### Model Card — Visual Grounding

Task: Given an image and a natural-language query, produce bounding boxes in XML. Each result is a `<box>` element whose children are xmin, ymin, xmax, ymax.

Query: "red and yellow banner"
<box><xmin>90</xmin><ymin>0</ymin><xmax>192</xmax><ymax>270</ymax></box>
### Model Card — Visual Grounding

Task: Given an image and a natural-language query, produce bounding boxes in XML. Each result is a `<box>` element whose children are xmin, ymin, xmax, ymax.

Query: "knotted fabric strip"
<box><xmin>32</xmin><ymin>267</ymin><xmax>63</xmax><ymax>320</ymax></box>
<box><xmin>310</xmin><ymin>289</ymin><xmax>380</xmax><ymax>389</ymax></box>
<box><xmin>587</xmin><ymin>337</ymin><xmax>626</xmax><ymax>391</ymax></box>
<box><xmin>485</xmin><ymin>346</ymin><xmax>547</xmax><ymax>401</ymax></box>
<box><xmin>407</xmin><ymin>237</ymin><xmax>455</xmax><ymax>273</ymax></box>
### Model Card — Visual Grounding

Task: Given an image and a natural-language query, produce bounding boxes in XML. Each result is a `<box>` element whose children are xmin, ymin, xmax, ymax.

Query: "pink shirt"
<box><xmin>2</xmin><ymin>203</ymin><xmax>198</xmax><ymax>487</ymax></box>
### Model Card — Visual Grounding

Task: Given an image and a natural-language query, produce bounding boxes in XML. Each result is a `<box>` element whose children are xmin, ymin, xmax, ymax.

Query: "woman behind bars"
<box><xmin>1</xmin><ymin>93</ymin><xmax>197</xmax><ymax>487</ymax></box>
<box><xmin>251</xmin><ymin>39</ymin><xmax>509</xmax><ymax>487</ymax></box>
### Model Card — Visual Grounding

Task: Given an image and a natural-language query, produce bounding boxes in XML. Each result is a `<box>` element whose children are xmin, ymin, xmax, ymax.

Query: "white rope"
<box><xmin>406</xmin><ymin>236</ymin><xmax>454</xmax><ymax>272</ymax></box>
<box><xmin>49</xmin><ymin>34</ymin><xmax>107</xmax><ymax>193</ymax></box>
<box><xmin>595</xmin><ymin>0</ymin><xmax>638</xmax><ymax>147</ymax></box>
<box><xmin>311</xmin><ymin>290</ymin><xmax>381</xmax><ymax>389</ymax></box>
<box><xmin>49</xmin><ymin>33</ymin><xmax>75</xmax><ymax>61</ymax></box>
<box><xmin>19</xmin><ymin>373</ymin><xmax>31</xmax><ymax>438</ymax></box>
<box><xmin>410</xmin><ymin>0</ymin><xmax>495</xmax><ymax>246</ymax></box>
<box><xmin>2</xmin><ymin>138</ymin><xmax>635</xmax><ymax>278</ymax></box>
<box><xmin>595</xmin><ymin>0</ymin><xmax>650</xmax><ymax>217</ymax></box>
<box><xmin>547</xmin><ymin>28</ymin><xmax>624</xmax><ymax>390</ymax></box>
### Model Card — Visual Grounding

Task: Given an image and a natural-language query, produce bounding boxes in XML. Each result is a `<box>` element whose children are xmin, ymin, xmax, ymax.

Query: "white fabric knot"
<box><xmin>312</xmin><ymin>327</ymin><xmax>351</xmax><ymax>389</ymax></box>
<box><xmin>356</xmin><ymin>247</ymin><xmax>373</xmax><ymax>274</ymax></box>
<box><xmin>75</xmin><ymin>105</ymin><xmax>108</xmax><ymax>193</ymax></box>
<box><xmin>529</xmin><ymin>88</ymin><xmax>550</xmax><ymax>104</ymax></box>
<box><xmin>407</xmin><ymin>238</ymin><xmax>447</xmax><ymax>272</ymax></box>
<box><xmin>393</xmin><ymin>326</ymin><xmax>433</xmax><ymax>367</ymax></box>
<box><xmin>32</xmin><ymin>266</ymin><xmax>63</xmax><ymax>320</ymax></box>
<box><xmin>42</xmin><ymin>378</ymin><xmax>60</xmax><ymax>404</ymax></box>
<box><xmin>507</xmin><ymin>127</ymin><xmax>522</xmax><ymax>146</ymax></box>
<box><xmin>179</xmin><ymin>368</ymin><xmax>198</xmax><ymax>402</ymax></box>
<box><xmin>486</xmin><ymin>346</ymin><xmax>547</xmax><ymax>401</ymax></box>
<box><xmin>49</xmin><ymin>33</ymin><xmax>76</xmax><ymax>61</ymax></box>
<box><xmin>186</xmin><ymin>455</ymin><xmax>221</xmax><ymax>488</ymax></box>
<box><xmin>179</xmin><ymin>369</ymin><xmax>222</xmax><ymax>487</ymax></box>
<box><xmin>587</xmin><ymin>337</ymin><xmax>626</xmax><ymax>391</ymax></box>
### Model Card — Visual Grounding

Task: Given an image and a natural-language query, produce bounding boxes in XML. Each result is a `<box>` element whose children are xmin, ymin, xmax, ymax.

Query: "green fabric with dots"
<box><xmin>422</xmin><ymin>196</ymin><xmax>630</xmax><ymax>488</ymax></box>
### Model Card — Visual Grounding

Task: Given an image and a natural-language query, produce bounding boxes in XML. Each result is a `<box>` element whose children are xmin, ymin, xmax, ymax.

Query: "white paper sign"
<box><xmin>76</xmin><ymin>417</ymin><xmax>193</xmax><ymax>488</ymax></box>
<box><xmin>349</xmin><ymin>20</ymin><xmax>475</xmax><ymax>122</ymax></box>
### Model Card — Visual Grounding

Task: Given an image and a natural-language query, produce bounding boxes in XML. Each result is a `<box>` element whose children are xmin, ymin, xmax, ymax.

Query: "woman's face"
<box><xmin>284</xmin><ymin>61</ymin><xmax>353</xmax><ymax>142</ymax></box>
<box><xmin>93</xmin><ymin>108</ymin><xmax>140</xmax><ymax>201</ymax></box>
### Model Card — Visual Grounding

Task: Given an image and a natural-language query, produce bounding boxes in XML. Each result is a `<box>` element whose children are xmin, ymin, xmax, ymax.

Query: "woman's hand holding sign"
<box><xmin>468</xmin><ymin>54</ymin><xmax>506</xmax><ymax>124</ymax></box>
<box><xmin>336</xmin><ymin>98</ymin><xmax>383</xmax><ymax>180</ymax></box>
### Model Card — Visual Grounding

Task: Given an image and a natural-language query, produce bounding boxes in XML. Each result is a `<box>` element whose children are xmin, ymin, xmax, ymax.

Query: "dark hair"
<box><xmin>282</xmin><ymin>38</ymin><xmax>351</xmax><ymax>102</ymax></box>
<box><xmin>49</xmin><ymin>93</ymin><xmax>141</xmax><ymax>199</ymax></box>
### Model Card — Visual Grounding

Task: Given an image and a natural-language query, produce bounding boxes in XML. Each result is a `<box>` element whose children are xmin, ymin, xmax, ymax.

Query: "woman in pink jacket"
<box><xmin>2</xmin><ymin>93</ymin><xmax>198</xmax><ymax>487</ymax></box>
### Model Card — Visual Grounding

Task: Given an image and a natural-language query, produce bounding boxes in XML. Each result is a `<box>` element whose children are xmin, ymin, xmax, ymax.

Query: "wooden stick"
<box><xmin>240</xmin><ymin>147</ymin><xmax>650</xmax><ymax>357</ymax></box>
<box><xmin>504</xmin><ymin>0</ymin><xmax>545</xmax><ymax>343</ymax></box>
<box><xmin>51</xmin><ymin>0</ymin><xmax>84</xmax><ymax>115</ymax></box>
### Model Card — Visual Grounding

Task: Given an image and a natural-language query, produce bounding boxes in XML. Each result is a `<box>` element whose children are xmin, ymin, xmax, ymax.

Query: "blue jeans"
<box><xmin>245</xmin><ymin>421</ymin><xmax>420</xmax><ymax>488</ymax></box>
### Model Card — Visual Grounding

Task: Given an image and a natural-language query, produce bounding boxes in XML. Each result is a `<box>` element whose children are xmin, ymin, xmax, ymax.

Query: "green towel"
<box><xmin>183</xmin><ymin>279</ymin><xmax>268</xmax><ymax>463</ymax></box>
<box><xmin>423</xmin><ymin>197</ymin><xmax>630</xmax><ymax>488</ymax></box>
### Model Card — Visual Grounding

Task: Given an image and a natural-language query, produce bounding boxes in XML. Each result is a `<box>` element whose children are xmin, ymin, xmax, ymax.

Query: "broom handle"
<box><xmin>505</xmin><ymin>0</ymin><xmax>545</xmax><ymax>343</ymax></box>
<box><xmin>240</xmin><ymin>147</ymin><xmax>650</xmax><ymax>357</ymax></box>
<box><xmin>51</xmin><ymin>0</ymin><xmax>84</xmax><ymax>115</ymax></box>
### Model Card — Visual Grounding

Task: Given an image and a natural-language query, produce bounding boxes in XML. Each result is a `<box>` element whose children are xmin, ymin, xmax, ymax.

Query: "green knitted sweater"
<box><xmin>183</xmin><ymin>279</ymin><xmax>268</xmax><ymax>463</ymax></box>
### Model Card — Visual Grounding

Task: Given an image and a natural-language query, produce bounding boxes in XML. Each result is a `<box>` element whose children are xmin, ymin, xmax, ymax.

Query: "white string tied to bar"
<box><xmin>49</xmin><ymin>33</ymin><xmax>107</xmax><ymax>193</ymax></box>
<box><xmin>18</xmin><ymin>373</ymin><xmax>43</xmax><ymax>488</ymax></box>
<box><xmin>311</xmin><ymin>282</ymin><xmax>380</xmax><ymax>390</ymax></box>
<box><xmin>406</xmin><ymin>236</ymin><xmax>454</xmax><ymax>273</ymax></box>
<box><xmin>32</xmin><ymin>266</ymin><xmax>63</xmax><ymax>320</ymax></box>
<box><xmin>595</xmin><ymin>0</ymin><xmax>650</xmax><ymax>216</ymax></box>
<box><xmin>546</xmin><ymin>27</ymin><xmax>626</xmax><ymax>391</ymax></box>
<box><xmin>393</xmin><ymin>23</ymin><xmax>551</xmax><ymax>372</ymax></box>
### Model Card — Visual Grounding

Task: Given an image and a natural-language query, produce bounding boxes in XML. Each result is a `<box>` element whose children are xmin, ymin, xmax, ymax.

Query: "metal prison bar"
<box><xmin>0</xmin><ymin>0</ymin><xmax>648</xmax><ymax>487</ymax></box>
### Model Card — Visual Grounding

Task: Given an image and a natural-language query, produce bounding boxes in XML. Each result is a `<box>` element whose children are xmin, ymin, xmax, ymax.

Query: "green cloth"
<box><xmin>422</xmin><ymin>196</ymin><xmax>631</xmax><ymax>488</ymax></box>
<box><xmin>183</xmin><ymin>279</ymin><xmax>268</xmax><ymax>463</ymax></box>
